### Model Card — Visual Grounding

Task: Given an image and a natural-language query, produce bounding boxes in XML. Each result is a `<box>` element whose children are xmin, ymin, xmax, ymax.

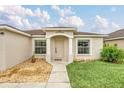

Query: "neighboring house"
<box><xmin>0</xmin><ymin>24</ymin><xmax>106</xmax><ymax>71</ymax></box>
<box><xmin>104</xmin><ymin>29</ymin><xmax>124</xmax><ymax>49</ymax></box>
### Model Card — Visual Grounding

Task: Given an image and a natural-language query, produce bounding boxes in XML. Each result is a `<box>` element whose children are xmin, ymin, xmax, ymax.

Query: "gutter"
<box><xmin>74</xmin><ymin>35</ymin><xmax>108</xmax><ymax>37</ymax></box>
<box><xmin>31</xmin><ymin>35</ymin><xmax>45</xmax><ymax>38</ymax></box>
<box><xmin>104</xmin><ymin>37</ymin><xmax>124</xmax><ymax>41</ymax></box>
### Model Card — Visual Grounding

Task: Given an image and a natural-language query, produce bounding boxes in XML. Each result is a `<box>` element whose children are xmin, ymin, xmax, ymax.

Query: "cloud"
<box><xmin>59</xmin><ymin>16</ymin><xmax>85</xmax><ymax>27</ymax></box>
<box><xmin>51</xmin><ymin>6</ymin><xmax>85</xmax><ymax>29</ymax></box>
<box><xmin>34</xmin><ymin>8</ymin><xmax>50</xmax><ymax>22</ymax></box>
<box><xmin>111</xmin><ymin>22</ymin><xmax>120</xmax><ymax>28</ymax></box>
<box><xmin>91</xmin><ymin>15</ymin><xmax>122</xmax><ymax>34</ymax></box>
<box><xmin>22</xmin><ymin>19</ymin><xmax>32</xmax><ymax>28</ymax></box>
<box><xmin>7</xmin><ymin>15</ymin><xmax>23</xmax><ymax>27</ymax></box>
<box><xmin>0</xmin><ymin>6</ymin><xmax>51</xmax><ymax>29</ymax></box>
<box><xmin>26</xmin><ymin>8</ymin><xmax>34</xmax><ymax>16</ymax></box>
<box><xmin>0</xmin><ymin>5</ymin><xmax>84</xmax><ymax>30</ymax></box>
<box><xmin>0</xmin><ymin>6</ymin><xmax>34</xmax><ymax>29</ymax></box>
<box><xmin>31</xmin><ymin>22</ymin><xmax>42</xmax><ymax>29</ymax></box>
<box><xmin>0</xmin><ymin>6</ymin><xmax>33</xmax><ymax>17</ymax></box>
<box><xmin>51</xmin><ymin>5</ymin><xmax>75</xmax><ymax>17</ymax></box>
<box><xmin>6</xmin><ymin>15</ymin><xmax>32</xmax><ymax>29</ymax></box>
<box><xmin>95</xmin><ymin>15</ymin><xmax>109</xmax><ymax>29</ymax></box>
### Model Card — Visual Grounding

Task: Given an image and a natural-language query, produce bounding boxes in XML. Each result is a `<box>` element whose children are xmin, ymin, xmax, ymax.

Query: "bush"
<box><xmin>101</xmin><ymin>45</ymin><xmax>124</xmax><ymax>63</ymax></box>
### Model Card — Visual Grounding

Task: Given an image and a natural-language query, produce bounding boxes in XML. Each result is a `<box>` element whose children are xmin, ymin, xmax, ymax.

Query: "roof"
<box><xmin>23</xmin><ymin>27</ymin><xmax>105</xmax><ymax>36</ymax></box>
<box><xmin>24</xmin><ymin>30</ymin><xmax>105</xmax><ymax>36</ymax></box>
<box><xmin>42</xmin><ymin>27</ymin><xmax>77</xmax><ymax>31</ymax></box>
<box><xmin>43</xmin><ymin>27</ymin><xmax>76</xmax><ymax>28</ymax></box>
<box><xmin>23</xmin><ymin>30</ymin><xmax>46</xmax><ymax>35</ymax></box>
<box><xmin>0</xmin><ymin>24</ymin><xmax>106</xmax><ymax>37</ymax></box>
<box><xmin>0</xmin><ymin>24</ymin><xmax>23</xmax><ymax>31</ymax></box>
<box><xmin>0</xmin><ymin>24</ymin><xmax>31</xmax><ymax>37</ymax></box>
<box><xmin>74</xmin><ymin>32</ymin><xmax>104</xmax><ymax>35</ymax></box>
<box><xmin>104</xmin><ymin>29</ymin><xmax>124</xmax><ymax>40</ymax></box>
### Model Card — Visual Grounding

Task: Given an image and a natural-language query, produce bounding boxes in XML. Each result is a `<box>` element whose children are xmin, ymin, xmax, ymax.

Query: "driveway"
<box><xmin>0</xmin><ymin>62</ymin><xmax>71</xmax><ymax>88</ymax></box>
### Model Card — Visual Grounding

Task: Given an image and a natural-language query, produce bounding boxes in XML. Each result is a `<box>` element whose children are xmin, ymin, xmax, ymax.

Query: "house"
<box><xmin>0</xmin><ymin>24</ymin><xmax>106</xmax><ymax>71</ymax></box>
<box><xmin>104</xmin><ymin>29</ymin><xmax>124</xmax><ymax>49</ymax></box>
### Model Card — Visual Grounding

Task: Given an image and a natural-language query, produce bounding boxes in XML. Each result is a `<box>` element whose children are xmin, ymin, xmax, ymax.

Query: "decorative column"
<box><xmin>68</xmin><ymin>38</ymin><xmax>73</xmax><ymax>63</ymax></box>
<box><xmin>46</xmin><ymin>38</ymin><xmax>51</xmax><ymax>62</ymax></box>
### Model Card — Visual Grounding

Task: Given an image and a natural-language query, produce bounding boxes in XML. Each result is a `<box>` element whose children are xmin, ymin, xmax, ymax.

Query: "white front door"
<box><xmin>51</xmin><ymin>36</ymin><xmax>68</xmax><ymax>62</ymax></box>
<box><xmin>54</xmin><ymin>37</ymin><xmax>64</xmax><ymax>61</ymax></box>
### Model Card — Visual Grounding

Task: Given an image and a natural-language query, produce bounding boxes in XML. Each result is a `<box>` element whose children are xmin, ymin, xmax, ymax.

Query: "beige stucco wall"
<box><xmin>0</xmin><ymin>31</ymin><xmax>6</xmax><ymax>71</ymax></box>
<box><xmin>73</xmin><ymin>37</ymin><xmax>103</xmax><ymax>60</ymax></box>
<box><xmin>45</xmin><ymin>30</ymin><xmax>73</xmax><ymax>38</ymax></box>
<box><xmin>104</xmin><ymin>39</ymin><xmax>124</xmax><ymax>50</ymax></box>
<box><xmin>1</xmin><ymin>29</ymin><xmax>32</xmax><ymax>70</ymax></box>
<box><xmin>0</xmin><ymin>27</ymin><xmax>104</xmax><ymax>71</ymax></box>
<box><xmin>34</xmin><ymin>54</ymin><xmax>46</xmax><ymax>59</ymax></box>
<box><xmin>34</xmin><ymin>30</ymin><xmax>104</xmax><ymax>61</ymax></box>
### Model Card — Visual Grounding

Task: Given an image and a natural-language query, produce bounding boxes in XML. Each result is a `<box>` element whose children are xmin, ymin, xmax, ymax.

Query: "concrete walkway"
<box><xmin>46</xmin><ymin>62</ymin><xmax>71</xmax><ymax>88</ymax></box>
<box><xmin>0</xmin><ymin>62</ymin><xmax>71</xmax><ymax>88</ymax></box>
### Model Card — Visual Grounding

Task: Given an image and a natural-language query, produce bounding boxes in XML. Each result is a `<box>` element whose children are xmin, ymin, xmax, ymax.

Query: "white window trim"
<box><xmin>32</xmin><ymin>38</ymin><xmax>46</xmax><ymax>55</ymax></box>
<box><xmin>76</xmin><ymin>38</ymin><xmax>92</xmax><ymax>56</ymax></box>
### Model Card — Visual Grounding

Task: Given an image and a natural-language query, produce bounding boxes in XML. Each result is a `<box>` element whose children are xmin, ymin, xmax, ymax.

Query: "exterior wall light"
<box><xmin>0</xmin><ymin>32</ymin><xmax>4</xmax><ymax>35</ymax></box>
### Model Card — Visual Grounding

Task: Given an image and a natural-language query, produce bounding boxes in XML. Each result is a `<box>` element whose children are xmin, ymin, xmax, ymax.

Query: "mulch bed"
<box><xmin>0</xmin><ymin>58</ymin><xmax>52</xmax><ymax>83</ymax></box>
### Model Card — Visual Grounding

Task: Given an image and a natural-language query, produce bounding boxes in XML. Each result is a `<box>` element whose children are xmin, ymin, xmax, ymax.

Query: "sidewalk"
<box><xmin>46</xmin><ymin>62</ymin><xmax>71</xmax><ymax>88</ymax></box>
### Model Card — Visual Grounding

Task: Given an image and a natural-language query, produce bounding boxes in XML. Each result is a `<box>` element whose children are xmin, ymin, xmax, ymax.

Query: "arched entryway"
<box><xmin>46</xmin><ymin>33</ymin><xmax>73</xmax><ymax>63</ymax></box>
<box><xmin>51</xmin><ymin>35</ymin><xmax>69</xmax><ymax>62</ymax></box>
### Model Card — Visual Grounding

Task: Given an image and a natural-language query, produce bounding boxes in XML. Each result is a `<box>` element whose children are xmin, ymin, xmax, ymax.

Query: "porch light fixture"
<box><xmin>0</xmin><ymin>32</ymin><xmax>4</xmax><ymax>35</ymax></box>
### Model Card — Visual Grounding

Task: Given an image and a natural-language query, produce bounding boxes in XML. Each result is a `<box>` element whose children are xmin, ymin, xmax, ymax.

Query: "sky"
<box><xmin>0</xmin><ymin>5</ymin><xmax>124</xmax><ymax>34</ymax></box>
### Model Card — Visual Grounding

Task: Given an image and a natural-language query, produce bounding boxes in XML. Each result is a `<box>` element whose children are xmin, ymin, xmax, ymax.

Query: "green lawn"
<box><xmin>66</xmin><ymin>61</ymin><xmax>124</xmax><ymax>88</ymax></box>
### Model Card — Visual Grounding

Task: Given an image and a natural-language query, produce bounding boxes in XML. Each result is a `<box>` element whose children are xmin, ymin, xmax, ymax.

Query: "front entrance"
<box><xmin>51</xmin><ymin>36</ymin><xmax>68</xmax><ymax>62</ymax></box>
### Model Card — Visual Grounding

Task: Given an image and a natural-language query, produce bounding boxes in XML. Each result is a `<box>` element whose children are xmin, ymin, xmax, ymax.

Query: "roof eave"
<box><xmin>0</xmin><ymin>26</ymin><xmax>31</xmax><ymax>37</ymax></box>
<box><xmin>104</xmin><ymin>37</ymin><xmax>124</xmax><ymax>41</ymax></box>
<box><xmin>31</xmin><ymin>35</ymin><xmax>45</xmax><ymax>38</ymax></box>
<box><xmin>42</xmin><ymin>27</ymin><xmax>77</xmax><ymax>31</ymax></box>
<box><xmin>74</xmin><ymin>35</ymin><xmax>108</xmax><ymax>37</ymax></box>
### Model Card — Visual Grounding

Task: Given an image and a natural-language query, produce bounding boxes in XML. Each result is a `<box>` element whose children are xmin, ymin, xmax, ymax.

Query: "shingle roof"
<box><xmin>0</xmin><ymin>24</ymin><xmax>23</xmax><ymax>31</ymax></box>
<box><xmin>23</xmin><ymin>30</ymin><xmax>103</xmax><ymax>35</ymax></box>
<box><xmin>43</xmin><ymin>27</ymin><xmax>76</xmax><ymax>28</ymax></box>
<box><xmin>23</xmin><ymin>30</ymin><xmax>104</xmax><ymax>35</ymax></box>
<box><xmin>23</xmin><ymin>30</ymin><xmax>46</xmax><ymax>35</ymax></box>
<box><xmin>104</xmin><ymin>29</ymin><xmax>124</xmax><ymax>40</ymax></box>
<box><xmin>74</xmin><ymin>32</ymin><xmax>103</xmax><ymax>35</ymax></box>
<box><xmin>0</xmin><ymin>24</ymin><xmax>31</xmax><ymax>37</ymax></box>
<box><xmin>0</xmin><ymin>24</ymin><xmax>105</xmax><ymax>36</ymax></box>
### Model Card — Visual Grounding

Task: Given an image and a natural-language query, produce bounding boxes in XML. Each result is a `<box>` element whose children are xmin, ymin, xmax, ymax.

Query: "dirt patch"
<box><xmin>0</xmin><ymin>58</ymin><xmax>52</xmax><ymax>83</ymax></box>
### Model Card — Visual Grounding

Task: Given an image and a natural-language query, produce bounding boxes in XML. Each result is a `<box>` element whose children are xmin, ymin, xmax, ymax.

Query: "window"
<box><xmin>35</xmin><ymin>40</ymin><xmax>46</xmax><ymax>54</ymax></box>
<box><xmin>77</xmin><ymin>40</ymin><xmax>90</xmax><ymax>54</ymax></box>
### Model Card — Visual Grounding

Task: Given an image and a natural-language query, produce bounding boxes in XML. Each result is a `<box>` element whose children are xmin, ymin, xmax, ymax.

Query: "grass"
<box><xmin>66</xmin><ymin>61</ymin><xmax>124</xmax><ymax>88</ymax></box>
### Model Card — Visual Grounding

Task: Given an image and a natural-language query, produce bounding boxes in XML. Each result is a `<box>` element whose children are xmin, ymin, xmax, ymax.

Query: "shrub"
<box><xmin>31</xmin><ymin>52</ymin><xmax>36</xmax><ymax>63</ymax></box>
<box><xmin>101</xmin><ymin>45</ymin><xmax>124</xmax><ymax>63</ymax></box>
